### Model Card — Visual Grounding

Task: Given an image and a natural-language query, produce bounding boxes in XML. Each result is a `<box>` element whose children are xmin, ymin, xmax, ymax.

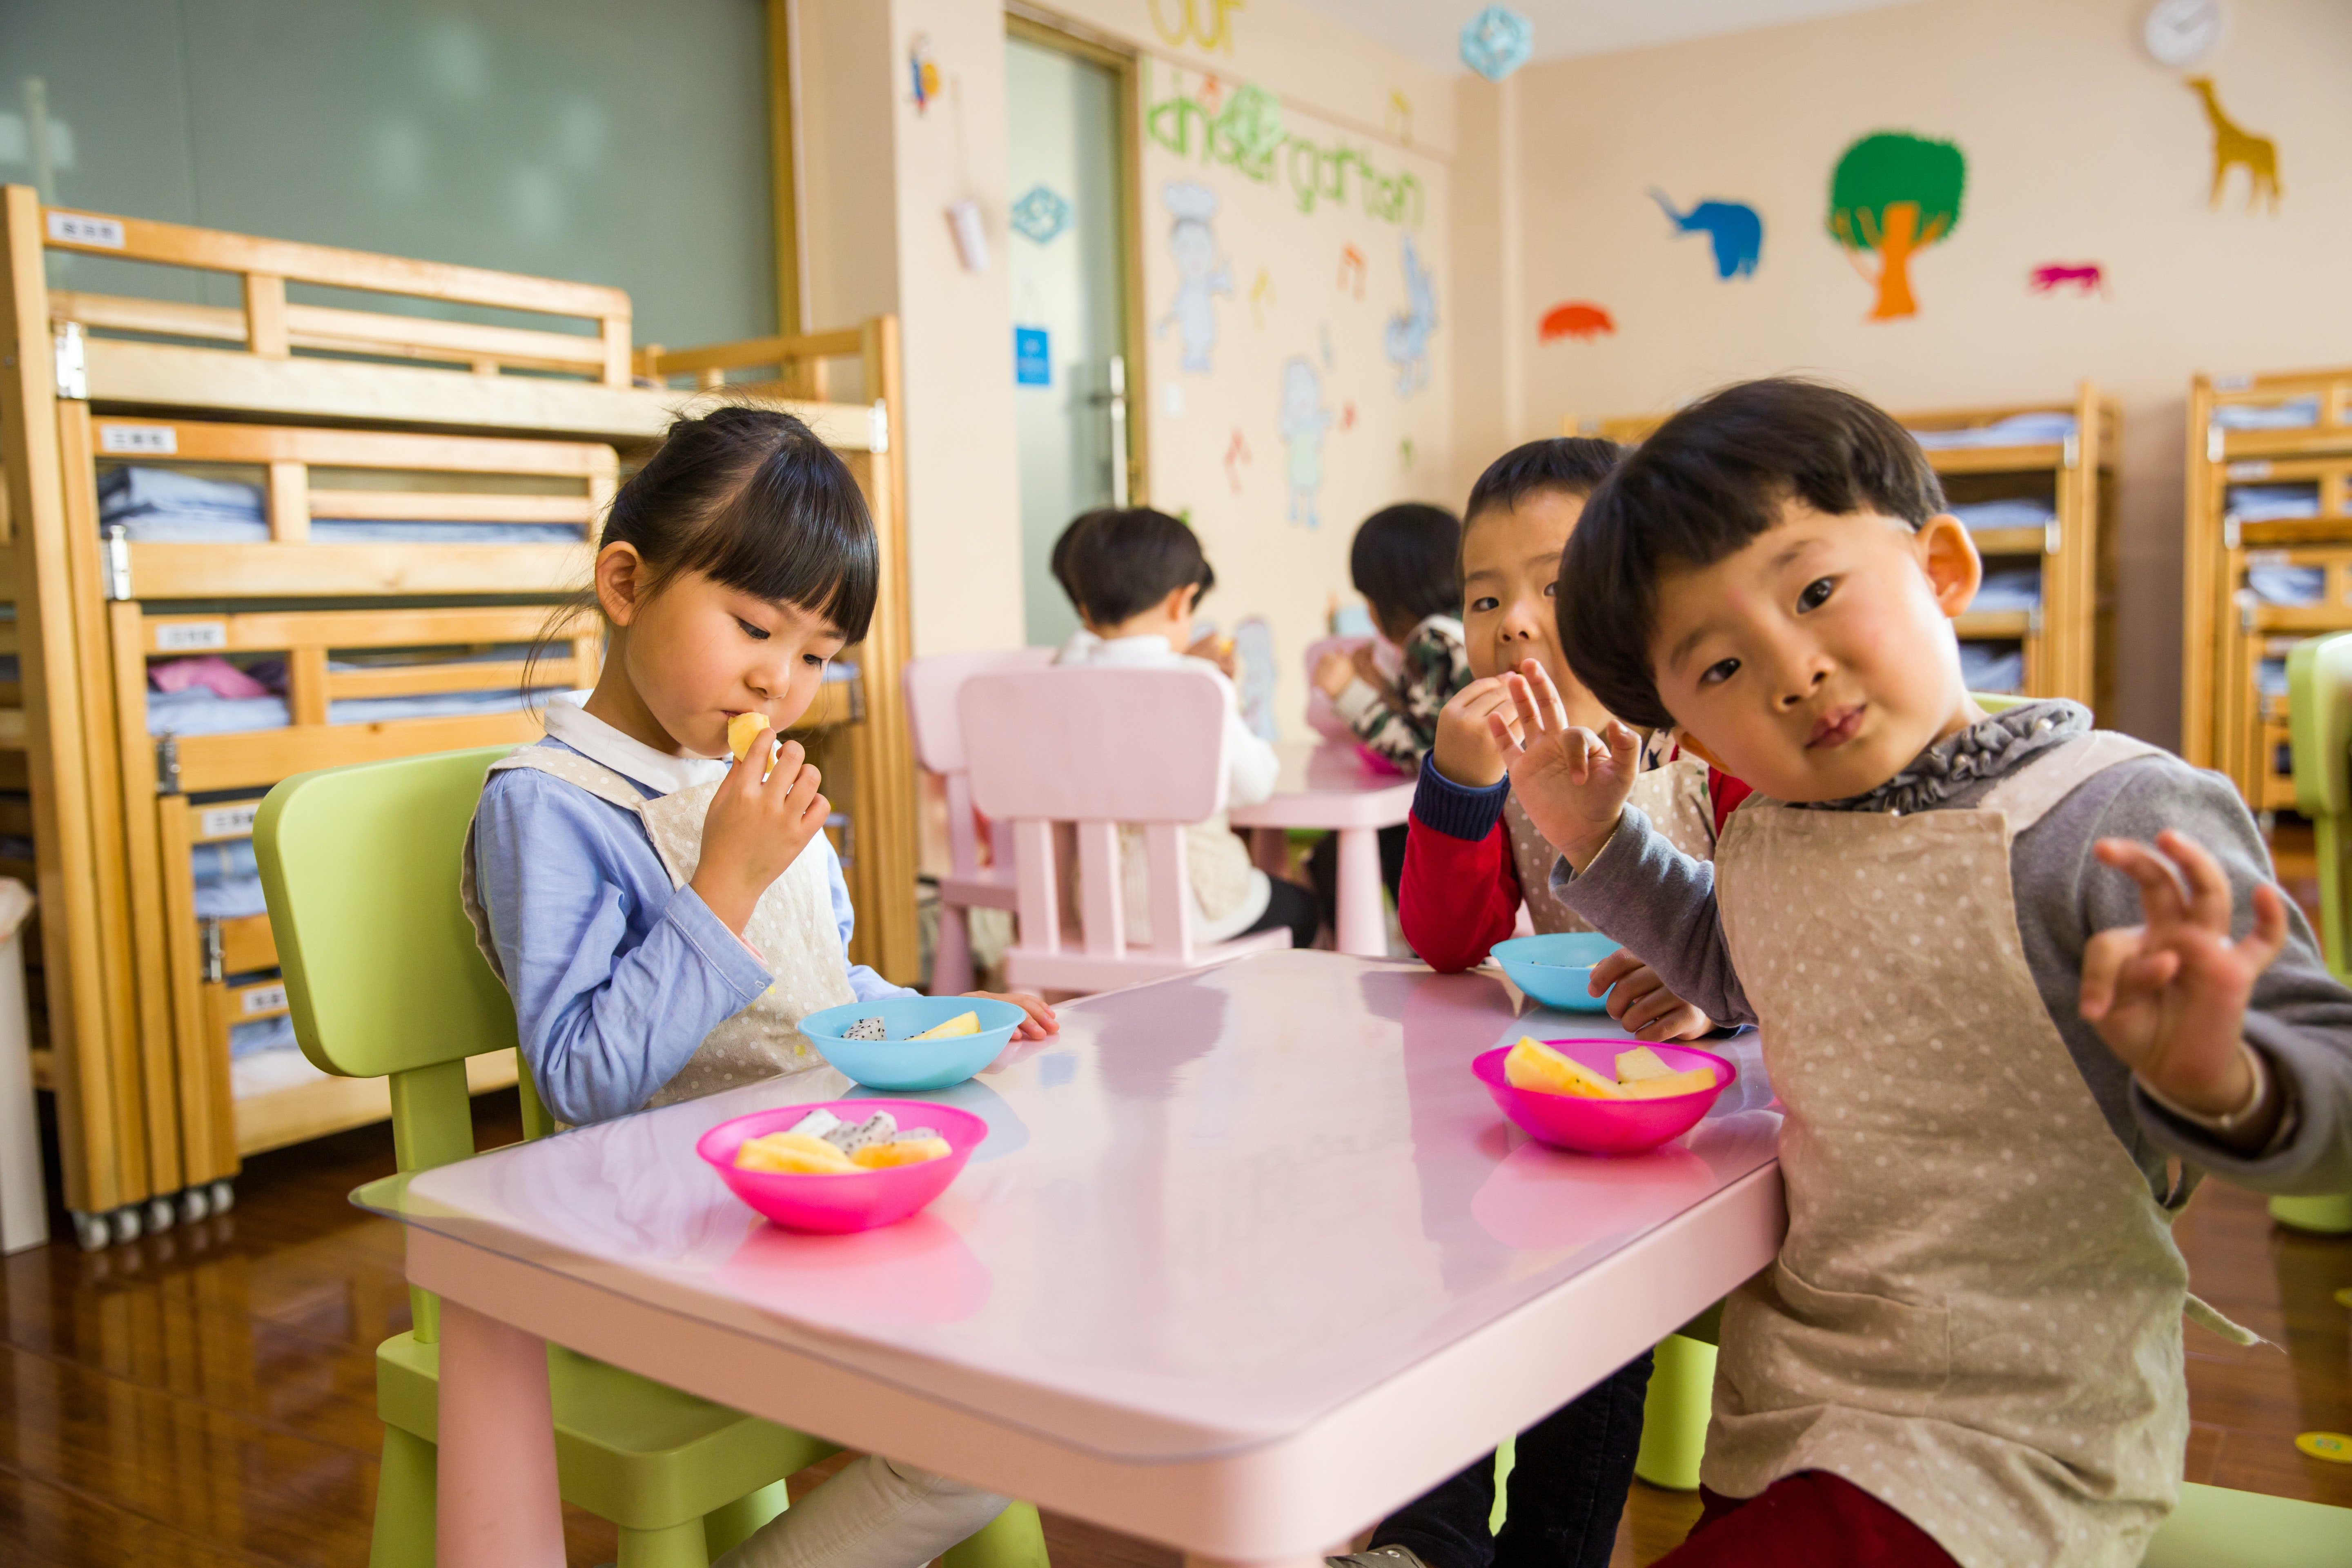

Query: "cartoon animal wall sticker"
<box><xmin>1156</xmin><ymin>181</ymin><xmax>1233</xmax><ymax>373</ymax></box>
<box><xmin>1539</xmin><ymin>302</ymin><xmax>1615</xmax><ymax>343</ymax></box>
<box><xmin>1826</xmin><ymin>132</ymin><xmax>1966</xmax><ymax>321</ymax></box>
<box><xmin>1384</xmin><ymin>233</ymin><xmax>1437</xmax><ymax>396</ymax></box>
<box><xmin>2186</xmin><ymin>77</ymin><xmax>2280</xmax><ymax>212</ymax></box>
<box><xmin>2028</xmin><ymin>262</ymin><xmax>2107</xmax><ymax>297</ymax></box>
<box><xmin>1278</xmin><ymin>357</ymin><xmax>1332</xmax><ymax>528</ymax></box>
<box><xmin>1649</xmin><ymin>189</ymin><xmax>1762</xmax><ymax>279</ymax></box>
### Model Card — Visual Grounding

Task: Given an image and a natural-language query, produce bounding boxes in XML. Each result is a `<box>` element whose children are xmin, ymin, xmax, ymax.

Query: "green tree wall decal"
<box><xmin>1826</xmin><ymin>132</ymin><xmax>1966</xmax><ymax>320</ymax></box>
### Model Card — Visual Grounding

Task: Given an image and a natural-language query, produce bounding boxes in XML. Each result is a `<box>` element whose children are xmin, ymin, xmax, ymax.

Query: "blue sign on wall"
<box><xmin>1014</xmin><ymin>326</ymin><xmax>1051</xmax><ymax>386</ymax></box>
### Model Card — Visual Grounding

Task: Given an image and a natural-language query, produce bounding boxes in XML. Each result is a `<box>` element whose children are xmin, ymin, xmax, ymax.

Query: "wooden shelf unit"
<box><xmin>2182</xmin><ymin>366</ymin><xmax>2352</xmax><ymax>812</ymax></box>
<box><xmin>0</xmin><ymin>185</ymin><xmax>919</xmax><ymax>1236</ymax></box>
<box><xmin>1571</xmin><ymin>382</ymin><xmax>2117</xmax><ymax>715</ymax></box>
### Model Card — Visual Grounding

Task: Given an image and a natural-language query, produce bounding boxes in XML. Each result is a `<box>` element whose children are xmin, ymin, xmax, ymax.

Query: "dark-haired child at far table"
<box><xmin>1491</xmin><ymin>378</ymin><xmax>2352</xmax><ymax>1567</ymax></box>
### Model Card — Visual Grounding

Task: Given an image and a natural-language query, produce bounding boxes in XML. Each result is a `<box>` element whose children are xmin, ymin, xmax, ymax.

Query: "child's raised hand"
<box><xmin>2078</xmin><ymin>829</ymin><xmax>2287</xmax><ymax>1118</ymax></box>
<box><xmin>968</xmin><ymin>990</ymin><xmax>1058</xmax><ymax>1041</ymax></box>
<box><xmin>1589</xmin><ymin>949</ymin><xmax>1713</xmax><ymax>1041</ymax></box>
<box><xmin>1433</xmin><ymin>677</ymin><xmax>1521</xmax><ymax>787</ymax></box>
<box><xmin>690</xmin><ymin>736</ymin><xmax>831</xmax><ymax>936</ymax></box>
<box><xmin>1312</xmin><ymin>648</ymin><xmax>1359</xmax><ymax>699</ymax></box>
<box><xmin>1488</xmin><ymin>659</ymin><xmax>1639</xmax><ymax>870</ymax></box>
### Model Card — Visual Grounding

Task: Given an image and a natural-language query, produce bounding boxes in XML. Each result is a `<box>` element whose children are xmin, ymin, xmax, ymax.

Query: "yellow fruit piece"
<box><xmin>735</xmin><ymin>1130</ymin><xmax>856</xmax><ymax>1174</ymax></box>
<box><xmin>1504</xmin><ymin>1037</ymin><xmax>1627</xmax><ymax>1099</ymax></box>
<box><xmin>1620</xmin><ymin>1066</ymin><xmax>1719</xmax><ymax>1100</ymax></box>
<box><xmin>851</xmin><ymin>1137</ymin><xmax>951</xmax><ymax>1169</ymax></box>
<box><xmin>909</xmin><ymin>1010</ymin><xmax>980</xmax><ymax>1040</ymax></box>
<box><xmin>727</xmin><ymin>711</ymin><xmax>772</xmax><ymax>762</ymax></box>
<box><xmin>1615</xmin><ymin>1046</ymin><xmax>1677</xmax><ymax>1082</ymax></box>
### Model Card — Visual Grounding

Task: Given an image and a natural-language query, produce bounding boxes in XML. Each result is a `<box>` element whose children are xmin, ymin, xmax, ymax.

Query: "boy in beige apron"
<box><xmin>1497</xmin><ymin>381</ymin><xmax>2352</xmax><ymax>1568</ymax></box>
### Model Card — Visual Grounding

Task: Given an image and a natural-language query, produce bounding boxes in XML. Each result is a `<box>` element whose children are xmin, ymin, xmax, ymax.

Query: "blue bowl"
<box><xmin>1491</xmin><ymin>932</ymin><xmax>1623</xmax><ymax>1013</ymax></box>
<box><xmin>799</xmin><ymin>996</ymin><xmax>1023</xmax><ymax>1091</ymax></box>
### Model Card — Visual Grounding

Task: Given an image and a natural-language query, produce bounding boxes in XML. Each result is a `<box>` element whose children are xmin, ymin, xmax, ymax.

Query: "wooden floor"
<box><xmin>0</xmin><ymin>1089</ymin><xmax>2345</xmax><ymax>1568</ymax></box>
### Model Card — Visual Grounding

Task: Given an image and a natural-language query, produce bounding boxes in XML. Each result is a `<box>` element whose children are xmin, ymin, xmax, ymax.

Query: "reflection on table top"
<box><xmin>1227</xmin><ymin>741</ymin><xmax>1417</xmax><ymax>829</ymax></box>
<box><xmin>357</xmin><ymin>951</ymin><xmax>1778</xmax><ymax>1463</ymax></box>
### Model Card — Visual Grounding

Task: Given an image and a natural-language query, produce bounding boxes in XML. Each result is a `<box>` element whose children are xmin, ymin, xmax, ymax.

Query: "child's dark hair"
<box><xmin>1059</xmin><ymin>507</ymin><xmax>1215</xmax><ymax>626</ymax></box>
<box><xmin>1463</xmin><ymin>437</ymin><xmax>1627</xmax><ymax>524</ymax></box>
<box><xmin>1049</xmin><ymin>512</ymin><xmax>1098</xmax><ymax>619</ymax></box>
<box><xmin>1350</xmin><ymin>503</ymin><xmax>1461</xmax><ymax>629</ymax></box>
<box><xmin>1557</xmin><ymin>378</ymin><xmax>1948</xmax><ymax>729</ymax></box>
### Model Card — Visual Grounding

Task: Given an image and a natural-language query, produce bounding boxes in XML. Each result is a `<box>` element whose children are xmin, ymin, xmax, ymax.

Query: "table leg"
<box><xmin>1250</xmin><ymin>826</ymin><xmax>1289</xmax><ymax>880</ymax></box>
<box><xmin>437</xmin><ymin>1298</ymin><xmax>566</xmax><ymax>1568</ymax></box>
<box><xmin>1333</xmin><ymin>826</ymin><xmax>1385</xmax><ymax>958</ymax></box>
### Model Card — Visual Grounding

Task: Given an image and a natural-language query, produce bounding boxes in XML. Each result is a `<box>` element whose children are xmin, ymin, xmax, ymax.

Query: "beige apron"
<box><xmin>1511</xmin><ymin>756</ymin><xmax>1716</xmax><ymax>935</ymax></box>
<box><xmin>461</xmin><ymin>746</ymin><xmax>854</xmax><ymax>1109</ymax></box>
<box><xmin>1709</xmin><ymin>732</ymin><xmax>2201</xmax><ymax>1568</ymax></box>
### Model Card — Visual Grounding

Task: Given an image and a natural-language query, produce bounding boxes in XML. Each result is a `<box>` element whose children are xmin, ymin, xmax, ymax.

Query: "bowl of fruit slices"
<box><xmin>1472</xmin><ymin>1038</ymin><xmax>1733</xmax><ymax>1157</ymax></box>
<box><xmin>698</xmin><ymin>1100</ymin><xmax>989</xmax><ymax>1232</ymax></box>
<box><xmin>797</xmin><ymin>996</ymin><xmax>1025</xmax><ymax>1091</ymax></box>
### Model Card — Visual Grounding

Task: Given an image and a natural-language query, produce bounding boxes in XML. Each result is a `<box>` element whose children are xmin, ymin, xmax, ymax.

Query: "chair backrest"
<box><xmin>904</xmin><ymin>646</ymin><xmax>1056</xmax><ymax>883</ymax></box>
<box><xmin>1304</xmin><ymin>634</ymin><xmax>1374</xmax><ymax>741</ymax></box>
<box><xmin>255</xmin><ymin>746</ymin><xmax>551</xmax><ymax>1176</ymax></box>
<box><xmin>960</xmin><ymin>666</ymin><xmax>1231</xmax><ymax>964</ymax></box>
<box><xmin>2290</xmin><ymin>633</ymin><xmax>2352</xmax><ymax>980</ymax></box>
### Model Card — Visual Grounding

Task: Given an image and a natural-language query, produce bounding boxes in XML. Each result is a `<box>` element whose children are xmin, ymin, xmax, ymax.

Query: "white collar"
<box><xmin>542</xmin><ymin>697</ymin><xmax>729</xmax><ymax>796</ymax></box>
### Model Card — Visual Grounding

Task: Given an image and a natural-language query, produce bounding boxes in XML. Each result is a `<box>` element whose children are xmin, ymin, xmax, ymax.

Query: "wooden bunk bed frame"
<box><xmin>2182</xmin><ymin>366</ymin><xmax>2352</xmax><ymax>811</ymax></box>
<box><xmin>0</xmin><ymin>185</ymin><xmax>918</xmax><ymax>1247</ymax></box>
<box><xmin>1570</xmin><ymin>382</ymin><xmax>2117</xmax><ymax>715</ymax></box>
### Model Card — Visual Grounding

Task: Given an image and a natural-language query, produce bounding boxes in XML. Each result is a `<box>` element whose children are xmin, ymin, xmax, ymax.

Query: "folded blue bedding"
<box><xmin>1970</xmin><ymin>567</ymin><xmax>2042</xmax><ymax>613</ymax></box>
<box><xmin>2227</xmin><ymin>484</ymin><xmax>2322</xmax><ymax>521</ymax></box>
<box><xmin>146</xmin><ymin>684</ymin><xmax>566</xmax><ymax>736</ymax></box>
<box><xmin>2215</xmin><ymin>397</ymin><xmax>2320</xmax><ymax>430</ymax></box>
<box><xmin>1959</xmin><ymin>641</ymin><xmax>2024</xmax><ymax>694</ymax></box>
<box><xmin>192</xmin><ymin>838</ymin><xmax>269</xmax><ymax>920</ymax></box>
<box><xmin>2247</xmin><ymin>564</ymin><xmax>2326</xmax><ymax>606</ymax></box>
<box><xmin>229</xmin><ymin>1013</ymin><xmax>297</xmax><ymax>1059</ymax></box>
<box><xmin>2260</xmin><ymin>657</ymin><xmax>2290</xmax><ymax>699</ymax></box>
<box><xmin>1949</xmin><ymin>498</ymin><xmax>2057</xmax><ymax>532</ymax></box>
<box><xmin>100</xmin><ymin>465</ymin><xmax>585</xmax><ymax>544</ymax></box>
<box><xmin>1909</xmin><ymin>412</ymin><xmax>2077</xmax><ymax>451</ymax></box>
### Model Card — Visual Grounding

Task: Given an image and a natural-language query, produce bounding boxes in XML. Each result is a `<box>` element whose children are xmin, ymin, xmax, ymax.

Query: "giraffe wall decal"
<box><xmin>2187</xmin><ymin>76</ymin><xmax>2281</xmax><ymax>212</ymax></box>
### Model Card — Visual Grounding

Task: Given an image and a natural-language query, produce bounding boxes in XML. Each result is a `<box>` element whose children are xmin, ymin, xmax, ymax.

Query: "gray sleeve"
<box><xmin>1550</xmin><ymin>805</ymin><xmax>1755</xmax><ymax>1027</ymax></box>
<box><xmin>2029</xmin><ymin>756</ymin><xmax>2352</xmax><ymax>1194</ymax></box>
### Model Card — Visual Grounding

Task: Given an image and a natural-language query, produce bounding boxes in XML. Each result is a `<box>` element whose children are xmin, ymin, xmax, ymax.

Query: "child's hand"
<box><xmin>969</xmin><ymin>990</ymin><xmax>1058</xmax><ymax>1040</ymax></box>
<box><xmin>1590</xmin><ymin>949</ymin><xmax>1713</xmax><ymax>1041</ymax></box>
<box><xmin>1188</xmin><ymin>632</ymin><xmax>1238</xmax><ymax>679</ymax></box>
<box><xmin>1313</xmin><ymin>648</ymin><xmax>1359</xmax><ymax>699</ymax></box>
<box><xmin>2078</xmin><ymin>829</ymin><xmax>2287</xmax><ymax>1118</ymax></box>
<box><xmin>1488</xmin><ymin>660</ymin><xmax>1639</xmax><ymax>871</ymax></box>
<box><xmin>1433</xmin><ymin>677</ymin><xmax>1521</xmax><ymax>787</ymax></box>
<box><xmin>690</xmin><ymin>737</ymin><xmax>830</xmax><ymax>935</ymax></box>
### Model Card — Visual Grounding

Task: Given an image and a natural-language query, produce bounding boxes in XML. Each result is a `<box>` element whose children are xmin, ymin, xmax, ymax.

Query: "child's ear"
<box><xmin>594</xmin><ymin>541</ymin><xmax>647</xmax><ymax>627</ymax></box>
<box><xmin>1916</xmin><ymin>515</ymin><xmax>1983</xmax><ymax>619</ymax></box>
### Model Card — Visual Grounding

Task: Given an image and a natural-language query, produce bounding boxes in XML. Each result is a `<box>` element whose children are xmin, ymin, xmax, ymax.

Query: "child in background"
<box><xmin>468</xmin><ymin>407</ymin><xmax>1053</xmax><ymax>1568</ymax></box>
<box><xmin>1053</xmin><ymin>507</ymin><xmax>1320</xmax><ymax>951</ymax></box>
<box><xmin>1309</xmin><ymin>503</ymin><xmax>1471</xmax><ymax>913</ymax></box>
<box><xmin>1503</xmin><ymin>379</ymin><xmax>2352</xmax><ymax>1566</ymax></box>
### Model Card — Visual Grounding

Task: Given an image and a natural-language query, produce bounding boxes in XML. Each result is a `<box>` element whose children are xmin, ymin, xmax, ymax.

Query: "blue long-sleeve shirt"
<box><xmin>471</xmin><ymin>728</ymin><xmax>909</xmax><ymax>1125</ymax></box>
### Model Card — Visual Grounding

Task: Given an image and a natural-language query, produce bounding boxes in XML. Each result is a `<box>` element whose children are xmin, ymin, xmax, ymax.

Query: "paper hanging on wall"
<box><xmin>1010</xmin><ymin>185</ymin><xmax>1073</xmax><ymax>244</ymax></box>
<box><xmin>1014</xmin><ymin>327</ymin><xmax>1050</xmax><ymax>386</ymax></box>
<box><xmin>1460</xmin><ymin>7</ymin><xmax>1532</xmax><ymax>82</ymax></box>
<box><xmin>1648</xmin><ymin>189</ymin><xmax>1762</xmax><ymax>279</ymax></box>
<box><xmin>946</xmin><ymin>198</ymin><xmax>990</xmax><ymax>273</ymax></box>
<box><xmin>2188</xmin><ymin>78</ymin><xmax>2280</xmax><ymax>212</ymax></box>
<box><xmin>1156</xmin><ymin>181</ymin><xmax>1233</xmax><ymax>374</ymax></box>
<box><xmin>1279</xmin><ymin>357</ymin><xmax>1332</xmax><ymax>528</ymax></box>
<box><xmin>1384</xmin><ymin>233</ymin><xmax>1436</xmax><ymax>396</ymax></box>
<box><xmin>1539</xmin><ymin>301</ymin><xmax>1615</xmax><ymax>343</ymax></box>
<box><xmin>2027</xmin><ymin>263</ymin><xmax>2106</xmax><ymax>296</ymax></box>
<box><xmin>1225</xmin><ymin>429</ymin><xmax>1252</xmax><ymax>494</ymax></box>
<box><xmin>1826</xmin><ymin>132</ymin><xmax>1965</xmax><ymax>321</ymax></box>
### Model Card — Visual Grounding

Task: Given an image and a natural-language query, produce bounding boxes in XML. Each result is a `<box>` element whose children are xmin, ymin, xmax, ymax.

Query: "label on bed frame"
<box><xmin>46</xmin><ymin>211</ymin><xmax>125</xmax><ymax>248</ymax></box>
<box><xmin>2213</xmin><ymin>374</ymin><xmax>2254</xmax><ymax>392</ymax></box>
<box><xmin>100</xmin><ymin>424</ymin><xmax>176</xmax><ymax>454</ymax></box>
<box><xmin>155</xmin><ymin>621</ymin><xmax>229</xmax><ymax>652</ymax></box>
<box><xmin>238</xmin><ymin>983</ymin><xmax>287</xmax><ymax>1016</ymax></box>
<box><xmin>2225</xmin><ymin>461</ymin><xmax>2274</xmax><ymax>481</ymax></box>
<box><xmin>198</xmin><ymin>804</ymin><xmax>258</xmax><ymax>840</ymax></box>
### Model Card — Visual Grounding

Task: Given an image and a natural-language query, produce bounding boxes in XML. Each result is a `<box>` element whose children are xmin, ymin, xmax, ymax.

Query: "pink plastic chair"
<box><xmin>903</xmin><ymin>647</ymin><xmax>1056</xmax><ymax>993</ymax></box>
<box><xmin>960</xmin><ymin>665</ymin><xmax>1292</xmax><ymax>993</ymax></box>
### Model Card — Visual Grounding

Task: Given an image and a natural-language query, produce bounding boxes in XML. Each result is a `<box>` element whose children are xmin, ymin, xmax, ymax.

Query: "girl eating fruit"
<box><xmin>464</xmin><ymin>404</ymin><xmax>1052</xmax><ymax>1568</ymax></box>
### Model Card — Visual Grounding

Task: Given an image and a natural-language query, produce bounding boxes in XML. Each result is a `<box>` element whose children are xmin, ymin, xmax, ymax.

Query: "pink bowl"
<box><xmin>1472</xmin><ymin>1040</ymin><xmax>1733</xmax><ymax>1157</ymax></box>
<box><xmin>697</xmin><ymin>1099</ymin><xmax>988</xmax><ymax>1233</ymax></box>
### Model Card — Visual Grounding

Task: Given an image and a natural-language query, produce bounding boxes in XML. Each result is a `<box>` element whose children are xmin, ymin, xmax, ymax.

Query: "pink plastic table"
<box><xmin>1227</xmin><ymin>743</ymin><xmax>1415</xmax><ymax>958</ymax></box>
<box><xmin>356</xmin><ymin>951</ymin><xmax>1784</xmax><ymax>1568</ymax></box>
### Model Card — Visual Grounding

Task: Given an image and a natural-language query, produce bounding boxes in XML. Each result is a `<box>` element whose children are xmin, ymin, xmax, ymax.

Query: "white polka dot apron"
<box><xmin>461</xmin><ymin>746</ymin><xmax>853</xmax><ymax>1110</ymax></box>
<box><xmin>1510</xmin><ymin>756</ymin><xmax>1716</xmax><ymax>935</ymax></box>
<box><xmin>1708</xmin><ymin>732</ymin><xmax>2198</xmax><ymax>1568</ymax></box>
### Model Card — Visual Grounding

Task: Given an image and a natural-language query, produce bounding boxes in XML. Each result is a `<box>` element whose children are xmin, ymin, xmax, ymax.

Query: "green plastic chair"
<box><xmin>2276</xmin><ymin>636</ymin><xmax>2352</xmax><ymax>1234</ymax></box>
<box><xmin>255</xmin><ymin>747</ymin><xmax>1051</xmax><ymax>1568</ymax></box>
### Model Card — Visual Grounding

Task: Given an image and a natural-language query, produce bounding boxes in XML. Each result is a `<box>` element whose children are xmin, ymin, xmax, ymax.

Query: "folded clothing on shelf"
<box><xmin>1949</xmin><ymin>497</ymin><xmax>2057</xmax><ymax>532</ymax></box>
<box><xmin>2226</xmin><ymin>483</ymin><xmax>2323</xmax><ymax>521</ymax></box>
<box><xmin>100</xmin><ymin>464</ymin><xmax>586</xmax><ymax>544</ymax></box>
<box><xmin>192</xmin><ymin>837</ymin><xmax>268</xmax><ymax>920</ymax></box>
<box><xmin>1909</xmin><ymin>412</ymin><xmax>2078</xmax><ymax>451</ymax></box>
<box><xmin>145</xmin><ymin>684</ymin><xmax>566</xmax><ymax>736</ymax></box>
<box><xmin>1970</xmin><ymin>566</ymin><xmax>2043</xmax><ymax>613</ymax></box>
<box><xmin>1959</xmin><ymin>641</ymin><xmax>2025</xmax><ymax>694</ymax></box>
<box><xmin>2214</xmin><ymin>396</ymin><xmax>2321</xmax><ymax>431</ymax></box>
<box><xmin>2260</xmin><ymin>657</ymin><xmax>2290</xmax><ymax>699</ymax></box>
<box><xmin>2246</xmin><ymin>564</ymin><xmax>2327</xmax><ymax>606</ymax></box>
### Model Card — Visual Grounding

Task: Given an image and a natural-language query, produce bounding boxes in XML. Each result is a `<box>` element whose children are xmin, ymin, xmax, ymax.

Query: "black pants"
<box><xmin>1241</xmin><ymin>874</ymin><xmax>1321</xmax><ymax>951</ymax></box>
<box><xmin>1306</xmin><ymin>822</ymin><xmax>1410</xmax><ymax>935</ymax></box>
<box><xmin>1369</xmin><ymin>1352</ymin><xmax>1653</xmax><ymax>1568</ymax></box>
